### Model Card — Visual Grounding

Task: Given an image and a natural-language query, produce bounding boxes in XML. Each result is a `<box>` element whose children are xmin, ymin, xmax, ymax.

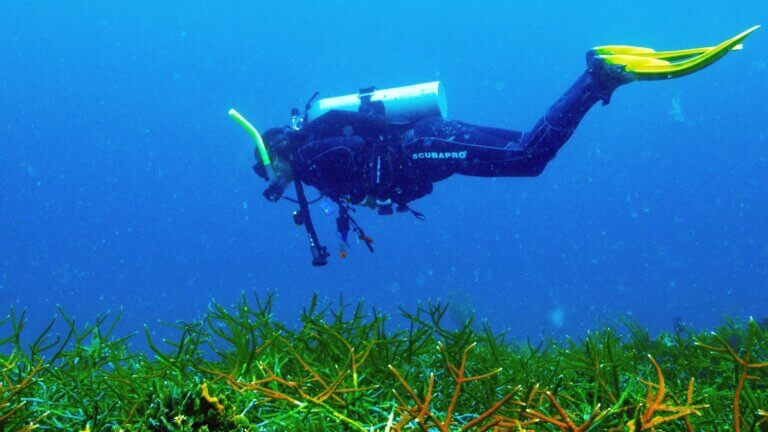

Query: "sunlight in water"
<box><xmin>668</xmin><ymin>96</ymin><xmax>685</xmax><ymax>123</ymax></box>
<box><xmin>549</xmin><ymin>306</ymin><xmax>565</xmax><ymax>328</ymax></box>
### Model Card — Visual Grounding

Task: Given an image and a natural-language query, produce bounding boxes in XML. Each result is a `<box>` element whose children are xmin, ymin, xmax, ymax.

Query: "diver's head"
<box><xmin>253</xmin><ymin>127</ymin><xmax>294</xmax><ymax>182</ymax></box>
<box><xmin>253</xmin><ymin>126</ymin><xmax>295</xmax><ymax>202</ymax></box>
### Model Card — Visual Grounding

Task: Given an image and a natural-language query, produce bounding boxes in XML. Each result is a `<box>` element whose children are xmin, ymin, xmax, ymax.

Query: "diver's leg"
<box><xmin>519</xmin><ymin>26</ymin><xmax>760</xmax><ymax>166</ymax></box>
<box><xmin>515</xmin><ymin>62</ymin><xmax>626</xmax><ymax>171</ymax></box>
<box><xmin>402</xmin><ymin>117</ymin><xmax>533</xmax><ymax>179</ymax></box>
<box><xmin>405</xmin><ymin>27</ymin><xmax>759</xmax><ymax>181</ymax></box>
<box><xmin>403</xmin><ymin>60</ymin><xmax>626</xmax><ymax>179</ymax></box>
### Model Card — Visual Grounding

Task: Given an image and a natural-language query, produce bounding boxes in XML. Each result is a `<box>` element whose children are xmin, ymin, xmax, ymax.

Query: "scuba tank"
<box><xmin>306</xmin><ymin>81</ymin><xmax>448</xmax><ymax>123</ymax></box>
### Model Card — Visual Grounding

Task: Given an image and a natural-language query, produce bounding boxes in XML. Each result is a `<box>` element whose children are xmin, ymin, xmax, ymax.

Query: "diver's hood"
<box><xmin>253</xmin><ymin>126</ymin><xmax>292</xmax><ymax>181</ymax></box>
<box><xmin>252</xmin><ymin>159</ymin><xmax>269</xmax><ymax>181</ymax></box>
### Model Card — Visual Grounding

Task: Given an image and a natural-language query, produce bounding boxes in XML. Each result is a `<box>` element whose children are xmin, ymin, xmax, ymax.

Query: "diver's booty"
<box><xmin>585</xmin><ymin>50</ymin><xmax>634</xmax><ymax>104</ymax></box>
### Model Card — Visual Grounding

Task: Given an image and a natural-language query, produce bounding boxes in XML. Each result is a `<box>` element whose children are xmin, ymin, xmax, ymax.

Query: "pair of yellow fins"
<box><xmin>592</xmin><ymin>25</ymin><xmax>760</xmax><ymax>80</ymax></box>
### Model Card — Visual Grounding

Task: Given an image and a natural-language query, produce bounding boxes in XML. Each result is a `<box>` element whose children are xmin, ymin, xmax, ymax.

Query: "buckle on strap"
<box><xmin>358</xmin><ymin>86</ymin><xmax>385</xmax><ymax>116</ymax></box>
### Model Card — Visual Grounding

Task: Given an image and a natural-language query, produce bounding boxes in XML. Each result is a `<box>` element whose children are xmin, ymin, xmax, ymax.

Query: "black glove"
<box><xmin>263</xmin><ymin>182</ymin><xmax>285</xmax><ymax>202</ymax></box>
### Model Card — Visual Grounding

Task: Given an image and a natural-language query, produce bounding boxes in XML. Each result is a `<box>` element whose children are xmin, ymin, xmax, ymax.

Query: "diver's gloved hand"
<box><xmin>263</xmin><ymin>182</ymin><xmax>285</xmax><ymax>202</ymax></box>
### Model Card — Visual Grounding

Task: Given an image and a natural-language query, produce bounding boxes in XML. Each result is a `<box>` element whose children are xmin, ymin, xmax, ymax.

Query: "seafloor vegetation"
<box><xmin>1</xmin><ymin>293</ymin><xmax>767</xmax><ymax>431</ymax></box>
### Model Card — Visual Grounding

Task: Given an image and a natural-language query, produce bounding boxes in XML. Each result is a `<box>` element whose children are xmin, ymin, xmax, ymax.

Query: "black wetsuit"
<box><xmin>286</xmin><ymin>70</ymin><xmax>617</xmax><ymax>209</ymax></box>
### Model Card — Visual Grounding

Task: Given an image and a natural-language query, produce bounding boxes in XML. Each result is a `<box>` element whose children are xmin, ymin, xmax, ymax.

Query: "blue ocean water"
<box><xmin>1</xmin><ymin>1</ymin><xmax>766</xmax><ymax>343</ymax></box>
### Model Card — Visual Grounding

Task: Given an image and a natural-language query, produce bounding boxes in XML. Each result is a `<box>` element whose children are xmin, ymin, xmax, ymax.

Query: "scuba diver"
<box><xmin>230</xmin><ymin>26</ymin><xmax>759</xmax><ymax>266</ymax></box>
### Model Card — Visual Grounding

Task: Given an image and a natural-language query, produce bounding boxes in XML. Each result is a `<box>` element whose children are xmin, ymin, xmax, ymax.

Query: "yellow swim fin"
<box><xmin>593</xmin><ymin>26</ymin><xmax>759</xmax><ymax>81</ymax></box>
<box><xmin>593</xmin><ymin>44</ymin><xmax>744</xmax><ymax>61</ymax></box>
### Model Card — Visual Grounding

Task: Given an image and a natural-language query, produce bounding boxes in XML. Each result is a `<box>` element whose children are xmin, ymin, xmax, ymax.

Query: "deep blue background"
<box><xmin>1</xmin><ymin>1</ymin><xmax>766</xmax><ymax>341</ymax></box>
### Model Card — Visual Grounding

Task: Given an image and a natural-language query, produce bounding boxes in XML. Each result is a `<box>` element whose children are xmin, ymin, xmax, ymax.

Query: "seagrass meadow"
<box><xmin>1</xmin><ymin>293</ymin><xmax>767</xmax><ymax>431</ymax></box>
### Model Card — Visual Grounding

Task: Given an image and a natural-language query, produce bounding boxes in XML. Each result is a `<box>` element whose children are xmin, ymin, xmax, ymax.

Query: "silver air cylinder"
<box><xmin>306</xmin><ymin>81</ymin><xmax>447</xmax><ymax>123</ymax></box>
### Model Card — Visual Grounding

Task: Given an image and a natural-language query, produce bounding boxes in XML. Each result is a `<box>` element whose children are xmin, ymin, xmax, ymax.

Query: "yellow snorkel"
<box><xmin>228</xmin><ymin>108</ymin><xmax>276</xmax><ymax>181</ymax></box>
